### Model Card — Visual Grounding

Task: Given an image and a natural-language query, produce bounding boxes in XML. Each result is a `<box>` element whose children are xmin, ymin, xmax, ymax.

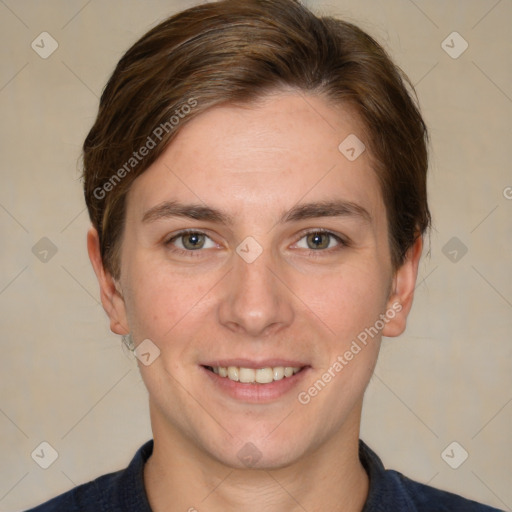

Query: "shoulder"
<box><xmin>23</xmin><ymin>470</ymin><xmax>123</xmax><ymax>512</ymax></box>
<box><xmin>387</xmin><ymin>469</ymin><xmax>504</xmax><ymax>512</ymax></box>
<box><xmin>359</xmin><ymin>440</ymin><xmax>504</xmax><ymax>512</ymax></box>
<box><xmin>23</xmin><ymin>440</ymin><xmax>154</xmax><ymax>512</ymax></box>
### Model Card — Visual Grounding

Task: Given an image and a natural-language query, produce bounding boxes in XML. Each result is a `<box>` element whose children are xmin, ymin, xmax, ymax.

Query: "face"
<box><xmin>92</xmin><ymin>91</ymin><xmax>420</xmax><ymax>470</ymax></box>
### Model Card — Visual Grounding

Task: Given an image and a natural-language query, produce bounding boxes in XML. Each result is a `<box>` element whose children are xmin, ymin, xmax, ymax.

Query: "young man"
<box><xmin>26</xmin><ymin>0</ymin><xmax>502</xmax><ymax>510</ymax></box>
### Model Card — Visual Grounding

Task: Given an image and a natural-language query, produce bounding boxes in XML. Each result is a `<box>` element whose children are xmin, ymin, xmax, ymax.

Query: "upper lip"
<box><xmin>202</xmin><ymin>359</ymin><xmax>309</xmax><ymax>369</ymax></box>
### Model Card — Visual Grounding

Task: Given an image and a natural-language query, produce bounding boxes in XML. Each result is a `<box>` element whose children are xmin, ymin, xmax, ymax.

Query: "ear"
<box><xmin>87</xmin><ymin>226</ymin><xmax>130</xmax><ymax>335</ymax></box>
<box><xmin>382</xmin><ymin>236</ymin><xmax>423</xmax><ymax>338</ymax></box>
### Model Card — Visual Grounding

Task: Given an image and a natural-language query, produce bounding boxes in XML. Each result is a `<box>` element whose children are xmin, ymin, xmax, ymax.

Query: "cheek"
<box><xmin>121</xmin><ymin>256</ymin><xmax>221</xmax><ymax>344</ymax></box>
<box><xmin>292</xmin><ymin>264</ymin><xmax>390</xmax><ymax>345</ymax></box>
<box><xmin>292</xmin><ymin>267</ymin><xmax>387</xmax><ymax>421</ymax></box>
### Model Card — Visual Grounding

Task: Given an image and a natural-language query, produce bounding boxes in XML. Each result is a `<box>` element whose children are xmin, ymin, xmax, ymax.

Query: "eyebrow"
<box><xmin>282</xmin><ymin>200</ymin><xmax>371</xmax><ymax>224</ymax></box>
<box><xmin>141</xmin><ymin>199</ymin><xmax>371</xmax><ymax>225</ymax></box>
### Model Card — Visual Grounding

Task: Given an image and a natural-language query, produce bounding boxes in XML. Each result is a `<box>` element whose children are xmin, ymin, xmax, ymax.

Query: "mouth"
<box><xmin>204</xmin><ymin>365</ymin><xmax>303</xmax><ymax>384</ymax></box>
<box><xmin>201</xmin><ymin>360</ymin><xmax>310</xmax><ymax>402</ymax></box>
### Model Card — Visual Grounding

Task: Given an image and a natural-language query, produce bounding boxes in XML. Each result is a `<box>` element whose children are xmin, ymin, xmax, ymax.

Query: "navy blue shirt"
<box><xmin>24</xmin><ymin>439</ymin><xmax>503</xmax><ymax>511</ymax></box>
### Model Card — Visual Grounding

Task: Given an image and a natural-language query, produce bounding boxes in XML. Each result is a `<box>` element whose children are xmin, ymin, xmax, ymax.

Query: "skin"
<box><xmin>88</xmin><ymin>91</ymin><xmax>422</xmax><ymax>512</ymax></box>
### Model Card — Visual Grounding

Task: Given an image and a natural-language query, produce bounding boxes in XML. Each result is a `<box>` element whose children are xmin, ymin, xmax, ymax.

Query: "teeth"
<box><xmin>273</xmin><ymin>367</ymin><xmax>284</xmax><ymax>381</ymax></box>
<box><xmin>210</xmin><ymin>365</ymin><xmax>302</xmax><ymax>384</ymax></box>
<box><xmin>227</xmin><ymin>366</ymin><xmax>239</xmax><ymax>382</ymax></box>
<box><xmin>239</xmin><ymin>367</ymin><xmax>255</xmax><ymax>383</ymax></box>
<box><xmin>255</xmin><ymin>367</ymin><xmax>274</xmax><ymax>384</ymax></box>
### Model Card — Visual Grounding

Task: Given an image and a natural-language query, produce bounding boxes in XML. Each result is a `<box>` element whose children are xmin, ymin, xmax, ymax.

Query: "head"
<box><xmin>85</xmin><ymin>0</ymin><xmax>429</xmax><ymax>469</ymax></box>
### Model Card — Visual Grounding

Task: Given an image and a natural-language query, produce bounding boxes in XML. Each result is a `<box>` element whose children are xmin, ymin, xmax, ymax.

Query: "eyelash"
<box><xmin>164</xmin><ymin>229</ymin><xmax>348</xmax><ymax>258</ymax></box>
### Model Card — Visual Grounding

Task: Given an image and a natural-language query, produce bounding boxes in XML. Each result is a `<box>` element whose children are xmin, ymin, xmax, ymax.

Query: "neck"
<box><xmin>144</xmin><ymin>402</ymin><xmax>369</xmax><ymax>512</ymax></box>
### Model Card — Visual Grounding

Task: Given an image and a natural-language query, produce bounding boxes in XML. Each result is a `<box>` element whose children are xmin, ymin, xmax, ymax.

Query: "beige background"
<box><xmin>1</xmin><ymin>1</ymin><xmax>511</xmax><ymax>510</ymax></box>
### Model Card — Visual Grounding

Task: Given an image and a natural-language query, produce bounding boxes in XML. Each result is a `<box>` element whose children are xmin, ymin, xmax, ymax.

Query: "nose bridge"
<box><xmin>217</xmin><ymin>241</ymin><xmax>293</xmax><ymax>336</ymax></box>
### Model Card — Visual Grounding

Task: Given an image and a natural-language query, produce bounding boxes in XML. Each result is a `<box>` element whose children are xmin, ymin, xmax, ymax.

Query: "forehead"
<box><xmin>126</xmin><ymin>92</ymin><xmax>385</xmax><ymax>223</ymax></box>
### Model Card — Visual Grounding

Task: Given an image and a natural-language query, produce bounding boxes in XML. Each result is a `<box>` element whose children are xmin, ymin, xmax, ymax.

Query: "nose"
<box><xmin>217</xmin><ymin>245</ymin><xmax>294</xmax><ymax>337</ymax></box>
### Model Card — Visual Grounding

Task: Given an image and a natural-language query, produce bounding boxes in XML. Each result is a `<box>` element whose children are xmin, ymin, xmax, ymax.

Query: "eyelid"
<box><xmin>165</xmin><ymin>228</ymin><xmax>211</xmax><ymax>241</ymax></box>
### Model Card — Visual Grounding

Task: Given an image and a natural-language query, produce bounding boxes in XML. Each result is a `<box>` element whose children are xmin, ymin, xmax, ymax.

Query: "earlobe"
<box><xmin>87</xmin><ymin>227</ymin><xmax>130</xmax><ymax>335</ymax></box>
<box><xmin>382</xmin><ymin>236</ymin><xmax>423</xmax><ymax>338</ymax></box>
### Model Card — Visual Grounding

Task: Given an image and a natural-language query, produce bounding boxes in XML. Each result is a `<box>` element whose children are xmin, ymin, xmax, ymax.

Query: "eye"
<box><xmin>167</xmin><ymin>231</ymin><xmax>216</xmax><ymax>251</ymax></box>
<box><xmin>295</xmin><ymin>231</ymin><xmax>343</xmax><ymax>251</ymax></box>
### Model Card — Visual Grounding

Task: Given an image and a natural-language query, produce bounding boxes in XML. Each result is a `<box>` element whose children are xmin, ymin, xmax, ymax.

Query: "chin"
<box><xmin>203</xmin><ymin>430</ymin><xmax>312</xmax><ymax>471</ymax></box>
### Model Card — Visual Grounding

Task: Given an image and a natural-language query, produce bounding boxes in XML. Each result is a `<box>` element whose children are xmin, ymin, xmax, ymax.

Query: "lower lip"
<box><xmin>201</xmin><ymin>366</ymin><xmax>310</xmax><ymax>403</ymax></box>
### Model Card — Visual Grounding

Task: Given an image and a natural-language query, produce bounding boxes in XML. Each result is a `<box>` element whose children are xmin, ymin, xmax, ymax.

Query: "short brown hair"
<box><xmin>83</xmin><ymin>0</ymin><xmax>430</xmax><ymax>279</ymax></box>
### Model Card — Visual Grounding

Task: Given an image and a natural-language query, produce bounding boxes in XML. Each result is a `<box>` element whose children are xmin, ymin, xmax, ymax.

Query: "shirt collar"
<box><xmin>359</xmin><ymin>439</ymin><xmax>416</xmax><ymax>511</ymax></box>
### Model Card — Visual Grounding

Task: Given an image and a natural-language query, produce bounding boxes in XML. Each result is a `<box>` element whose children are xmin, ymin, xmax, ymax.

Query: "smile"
<box><xmin>206</xmin><ymin>365</ymin><xmax>302</xmax><ymax>384</ymax></box>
